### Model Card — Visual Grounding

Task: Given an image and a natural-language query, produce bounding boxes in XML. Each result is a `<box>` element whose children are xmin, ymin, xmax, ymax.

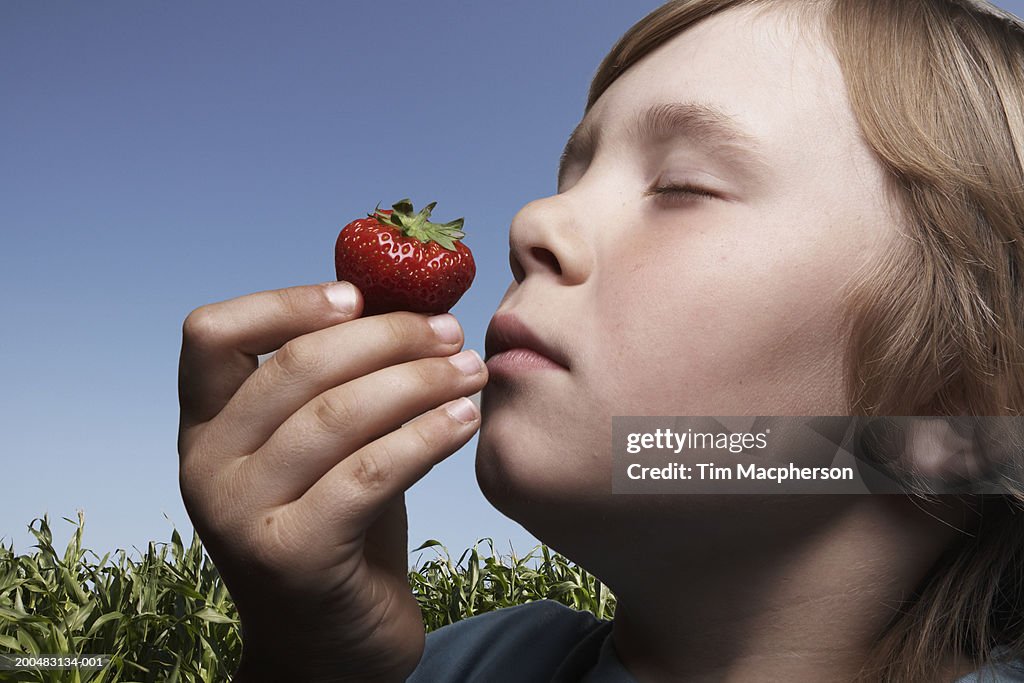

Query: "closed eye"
<box><xmin>644</xmin><ymin>184</ymin><xmax>718</xmax><ymax>203</ymax></box>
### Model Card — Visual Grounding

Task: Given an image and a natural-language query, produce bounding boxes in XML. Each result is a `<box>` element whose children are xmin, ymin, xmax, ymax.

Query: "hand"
<box><xmin>176</xmin><ymin>282</ymin><xmax>487</xmax><ymax>682</ymax></box>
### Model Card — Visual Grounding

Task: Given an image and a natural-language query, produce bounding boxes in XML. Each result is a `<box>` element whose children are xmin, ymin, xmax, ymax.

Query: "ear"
<box><xmin>854</xmin><ymin>417</ymin><xmax>1005</xmax><ymax>494</ymax></box>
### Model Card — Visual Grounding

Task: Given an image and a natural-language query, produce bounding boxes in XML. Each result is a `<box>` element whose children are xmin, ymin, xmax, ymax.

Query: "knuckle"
<box><xmin>406</xmin><ymin>418</ymin><xmax>440</xmax><ymax>455</ymax></box>
<box><xmin>178</xmin><ymin>457</ymin><xmax>200</xmax><ymax>495</ymax></box>
<box><xmin>312</xmin><ymin>390</ymin><xmax>359</xmax><ymax>432</ymax></box>
<box><xmin>272</xmin><ymin>337</ymin><xmax>323</xmax><ymax>381</ymax></box>
<box><xmin>283</xmin><ymin>283</ymin><xmax>340</xmax><ymax>321</ymax></box>
<box><xmin>178</xmin><ymin>464</ymin><xmax>202</xmax><ymax>515</ymax></box>
<box><xmin>409</xmin><ymin>358</ymin><xmax>438</xmax><ymax>389</ymax></box>
<box><xmin>352</xmin><ymin>448</ymin><xmax>394</xmax><ymax>492</ymax></box>
<box><xmin>205</xmin><ymin>472</ymin><xmax>272</xmax><ymax>557</ymax></box>
<box><xmin>244</xmin><ymin>510</ymin><xmax>300</xmax><ymax>574</ymax></box>
<box><xmin>180</xmin><ymin>470</ymin><xmax>234</xmax><ymax>540</ymax></box>
<box><xmin>382</xmin><ymin>311</ymin><xmax>423</xmax><ymax>347</ymax></box>
<box><xmin>275</xmin><ymin>286</ymin><xmax>315</xmax><ymax>317</ymax></box>
<box><xmin>412</xmin><ymin>358</ymin><xmax>445</xmax><ymax>387</ymax></box>
<box><xmin>182</xmin><ymin>306</ymin><xmax>221</xmax><ymax>347</ymax></box>
<box><xmin>382</xmin><ymin>313</ymin><xmax>408</xmax><ymax>345</ymax></box>
<box><xmin>179</xmin><ymin>438</ymin><xmax>213</xmax><ymax>497</ymax></box>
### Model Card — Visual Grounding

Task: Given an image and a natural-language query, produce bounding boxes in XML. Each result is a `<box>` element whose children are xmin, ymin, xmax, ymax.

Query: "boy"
<box><xmin>178</xmin><ymin>1</ymin><xmax>1024</xmax><ymax>680</ymax></box>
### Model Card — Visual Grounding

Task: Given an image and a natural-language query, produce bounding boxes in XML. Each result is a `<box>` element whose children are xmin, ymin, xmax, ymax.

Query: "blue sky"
<box><xmin>3</xmin><ymin>0</ymin><xmax>1023</xmax><ymax>564</ymax></box>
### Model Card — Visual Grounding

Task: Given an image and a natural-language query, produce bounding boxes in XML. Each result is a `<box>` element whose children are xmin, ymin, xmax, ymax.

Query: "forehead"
<box><xmin>580</xmin><ymin>4</ymin><xmax>863</xmax><ymax>170</ymax></box>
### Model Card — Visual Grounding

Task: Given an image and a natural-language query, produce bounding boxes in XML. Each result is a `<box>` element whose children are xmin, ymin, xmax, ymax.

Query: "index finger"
<box><xmin>177</xmin><ymin>281</ymin><xmax>362</xmax><ymax>440</ymax></box>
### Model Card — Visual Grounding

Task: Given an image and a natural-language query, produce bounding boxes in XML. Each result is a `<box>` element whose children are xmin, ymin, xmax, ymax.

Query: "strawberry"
<box><xmin>334</xmin><ymin>198</ymin><xmax>476</xmax><ymax>316</ymax></box>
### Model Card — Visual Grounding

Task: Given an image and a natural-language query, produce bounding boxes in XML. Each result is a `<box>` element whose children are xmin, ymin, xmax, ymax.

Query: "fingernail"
<box><xmin>445</xmin><ymin>397</ymin><xmax>479</xmax><ymax>424</ymax></box>
<box><xmin>429</xmin><ymin>313</ymin><xmax>461</xmax><ymax>344</ymax></box>
<box><xmin>325</xmin><ymin>281</ymin><xmax>357</xmax><ymax>313</ymax></box>
<box><xmin>448</xmin><ymin>349</ymin><xmax>483</xmax><ymax>375</ymax></box>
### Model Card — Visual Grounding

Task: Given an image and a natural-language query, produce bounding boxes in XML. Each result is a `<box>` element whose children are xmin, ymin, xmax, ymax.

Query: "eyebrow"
<box><xmin>557</xmin><ymin>101</ymin><xmax>770</xmax><ymax>189</ymax></box>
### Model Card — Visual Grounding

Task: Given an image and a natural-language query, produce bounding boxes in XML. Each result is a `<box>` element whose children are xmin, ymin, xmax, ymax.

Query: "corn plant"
<box><xmin>0</xmin><ymin>512</ymin><xmax>240</xmax><ymax>682</ymax></box>
<box><xmin>0</xmin><ymin>514</ymin><xmax>616</xmax><ymax>682</ymax></box>
<box><xmin>409</xmin><ymin>538</ymin><xmax>616</xmax><ymax>631</ymax></box>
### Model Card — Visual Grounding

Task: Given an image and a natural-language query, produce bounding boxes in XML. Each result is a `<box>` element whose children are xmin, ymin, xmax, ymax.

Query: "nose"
<box><xmin>507</xmin><ymin>194</ymin><xmax>592</xmax><ymax>285</ymax></box>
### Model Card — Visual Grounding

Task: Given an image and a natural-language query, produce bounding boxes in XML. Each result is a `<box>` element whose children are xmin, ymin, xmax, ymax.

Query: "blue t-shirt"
<box><xmin>406</xmin><ymin>600</ymin><xmax>1024</xmax><ymax>682</ymax></box>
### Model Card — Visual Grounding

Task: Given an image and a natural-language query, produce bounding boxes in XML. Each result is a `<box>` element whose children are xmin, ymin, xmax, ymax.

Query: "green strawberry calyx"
<box><xmin>372</xmin><ymin>198</ymin><xmax>466</xmax><ymax>252</ymax></box>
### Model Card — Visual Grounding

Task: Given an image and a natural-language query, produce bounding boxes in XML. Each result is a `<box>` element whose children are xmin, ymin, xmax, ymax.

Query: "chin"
<box><xmin>475</xmin><ymin>409</ymin><xmax>619</xmax><ymax>549</ymax></box>
<box><xmin>475</xmin><ymin>415</ymin><xmax>561</xmax><ymax>510</ymax></box>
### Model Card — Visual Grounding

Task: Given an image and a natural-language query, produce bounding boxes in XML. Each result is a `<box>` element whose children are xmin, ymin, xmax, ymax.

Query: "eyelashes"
<box><xmin>644</xmin><ymin>183</ymin><xmax>718</xmax><ymax>203</ymax></box>
<box><xmin>555</xmin><ymin>180</ymin><xmax>720</xmax><ymax>205</ymax></box>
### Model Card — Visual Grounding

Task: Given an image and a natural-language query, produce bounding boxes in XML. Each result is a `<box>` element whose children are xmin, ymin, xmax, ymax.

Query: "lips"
<box><xmin>484</xmin><ymin>313</ymin><xmax>570</xmax><ymax>369</ymax></box>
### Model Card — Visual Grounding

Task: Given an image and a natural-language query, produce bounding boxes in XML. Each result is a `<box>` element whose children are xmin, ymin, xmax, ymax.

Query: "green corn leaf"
<box><xmin>63</xmin><ymin>599</ymin><xmax>97</xmax><ymax>631</ymax></box>
<box><xmin>190</xmin><ymin>608</ymin><xmax>236</xmax><ymax>625</ymax></box>
<box><xmin>85</xmin><ymin>611</ymin><xmax>124</xmax><ymax>638</ymax></box>
<box><xmin>0</xmin><ymin>605</ymin><xmax>33</xmax><ymax>622</ymax></box>
<box><xmin>412</xmin><ymin>539</ymin><xmax>444</xmax><ymax>552</ymax></box>
<box><xmin>51</xmin><ymin>625</ymin><xmax>69</xmax><ymax>653</ymax></box>
<box><xmin>17</xmin><ymin>628</ymin><xmax>40</xmax><ymax>656</ymax></box>
<box><xmin>60</xmin><ymin>566</ymin><xmax>90</xmax><ymax>605</ymax></box>
<box><xmin>166</xmin><ymin>651</ymin><xmax>181</xmax><ymax>683</ymax></box>
<box><xmin>0</xmin><ymin>633</ymin><xmax>22</xmax><ymax>651</ymax></box>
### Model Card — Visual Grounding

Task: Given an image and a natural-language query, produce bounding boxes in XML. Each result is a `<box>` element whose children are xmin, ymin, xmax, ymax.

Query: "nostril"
<box><xmin>531</xmin><ymin>247</ymin><xmax>562</xmax><ymax>276</ymax></box>
<box><xmin>509</xmin><ymin>252</ymin><xmax>526</xmax><ymax>283</ymax></box>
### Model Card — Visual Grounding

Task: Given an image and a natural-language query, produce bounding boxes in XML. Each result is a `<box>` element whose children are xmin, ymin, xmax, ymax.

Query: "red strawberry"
<box><xmin>334</xmin><ymin>198</ymin><xmax>476</xmax><ymax>316</ymax></box>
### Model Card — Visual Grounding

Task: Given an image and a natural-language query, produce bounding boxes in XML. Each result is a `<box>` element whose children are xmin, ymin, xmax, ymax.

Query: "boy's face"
<box><xmin>477</xmin><ymin>6</ymin><xmax>900</xmax><ymax>544</ymax></box>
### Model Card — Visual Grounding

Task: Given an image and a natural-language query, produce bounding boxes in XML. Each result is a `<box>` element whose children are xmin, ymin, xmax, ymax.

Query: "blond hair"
<box><xmin>587</xmin><ymin>1</ymin><xmax>1024</xmax><ymax>680</ymax></box>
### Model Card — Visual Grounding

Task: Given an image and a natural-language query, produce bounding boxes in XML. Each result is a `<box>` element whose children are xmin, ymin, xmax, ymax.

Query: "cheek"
<box><xmin>590</xmin><ymin>216</ymin><xmax>859</xmax><ymax>414</ymax></box>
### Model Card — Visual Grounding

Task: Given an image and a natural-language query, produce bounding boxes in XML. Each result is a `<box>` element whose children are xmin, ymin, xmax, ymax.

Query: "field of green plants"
<box><xmin>0</xmin><ymin>513</ymin><xmax>615</xmax><ymax>682</ymax></box>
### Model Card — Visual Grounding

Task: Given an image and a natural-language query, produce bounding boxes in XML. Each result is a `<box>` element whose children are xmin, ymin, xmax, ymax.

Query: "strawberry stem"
<box><xmin>373</xmin><ymin>198</ymin><xmax>466</xmax><ymax>251</ymax></box>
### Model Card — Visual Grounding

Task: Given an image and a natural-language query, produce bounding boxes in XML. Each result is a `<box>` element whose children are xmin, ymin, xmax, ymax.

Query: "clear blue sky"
<box><xmin>3</xmin><ymin>0</ymin><xmax>1023</xmax><ymax>563</ymax></box>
